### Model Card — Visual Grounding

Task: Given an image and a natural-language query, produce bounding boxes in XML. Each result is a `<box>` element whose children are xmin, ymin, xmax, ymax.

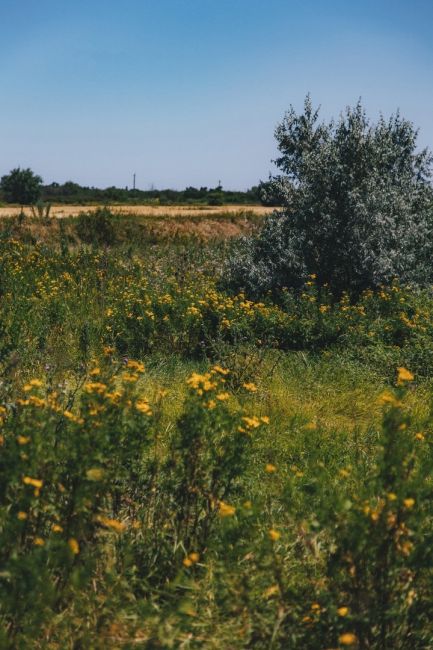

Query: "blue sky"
<box><xmin>1</xmin><ymin>0</ymin><xmax>432</xmax><ymax>190</ymax></box>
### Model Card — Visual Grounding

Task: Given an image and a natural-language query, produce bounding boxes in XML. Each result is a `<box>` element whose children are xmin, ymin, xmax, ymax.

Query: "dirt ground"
<box><xmin>0</xmin><ymin>204</ymin><xmax>275</xmax><ymax>219</ymax></box>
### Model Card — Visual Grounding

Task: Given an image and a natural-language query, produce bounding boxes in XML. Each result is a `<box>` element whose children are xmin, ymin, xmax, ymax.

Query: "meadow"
<box><xmin>1</xmin><ymin>208</ymin><xmax>433</xmax><ymax>648</ymax></box>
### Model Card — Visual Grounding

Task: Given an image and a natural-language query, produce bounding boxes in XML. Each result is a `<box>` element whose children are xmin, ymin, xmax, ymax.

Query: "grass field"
<box><xmin>1</xmin><ymin>209</ymin><xmax>433</xmax><ymax>648</ymax></box>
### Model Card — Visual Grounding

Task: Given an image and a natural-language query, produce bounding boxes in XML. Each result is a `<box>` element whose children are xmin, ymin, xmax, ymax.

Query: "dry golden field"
<box><xmin>0</xmin><ymin>203</ymin><xmax>274</xmax><ymax>219</ymax></box>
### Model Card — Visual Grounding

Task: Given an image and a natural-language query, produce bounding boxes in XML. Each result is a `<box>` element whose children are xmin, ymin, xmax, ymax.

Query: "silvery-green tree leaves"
<box><xmin>228</xmin><ymin>96</ymin><xmax>433</xmax><ymax>297</ymax></box>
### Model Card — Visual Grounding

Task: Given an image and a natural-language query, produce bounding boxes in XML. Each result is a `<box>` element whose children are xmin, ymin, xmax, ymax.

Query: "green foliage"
<box><xmin>2</xmin><ymin>226</ymin><xmax>433</xmax><ymax>646</ymax></box>
<box><xmin>0</xmin><ymin>167</ymin><xmax>43</xmax><ymax>206</ymax></box>
<box><xmin>227</xmin><ymin>96</ymin><xmax>433</xmax><ymax>297</ymax></box>
<box><xmin>75</xmin><ymin>207</ymin><xmax>117</xmax><ymax>246</ymax></box>
<box><xmin>40</xmin><ymin>180</ymin><xmax>262</xmax><ymax>206</ymax></box>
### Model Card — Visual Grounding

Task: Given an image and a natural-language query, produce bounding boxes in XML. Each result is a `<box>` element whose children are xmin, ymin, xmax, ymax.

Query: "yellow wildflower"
<box><xmin>86</xmin><ymin>468</ymin><xmax>104</xmax><ymax>481</ymax></box>
<box><xmin>183</xmin><ymin>551</ymin><xmax>200</xmax><ymax>567</ymax></box>
<box><xmin>243</xmin><ymin>382</ymin><xmax>257</xmax><ymax>392</ymax></box>
<box><xmin>397</xmin><ymin>367</ymin><xmax>414</xmax><ymax>385</ymax></box>
<box><xmin>265</xmin><ymin>463</ymin><xmax>277</xmax><ymax>473</ymax></box>
<box><xmin>216</xmin><ymin>392</ymin><xmax>230</xmax><ymax>401</ymax></box>
<box><xmin>17</xmin><ymin>435</ymin><xmax>30</xmax><ymax>445</ymax></box>
<box><xmin>269</xmin><ymin>528</ymin><xmax>281</xmax><ymax>542</ymax></box>
<box><xmin>218</xmin><ymin>501</ymin><xmax>236</xmax><ymax>517</ymax></box>
<box><xmin>23</xmin><ymin>477</ymin><xmax>43</xmax><ymax>489</ymax></box>
<box><xmin>52</xmin><ymin>524</ymin><xmax>63</xmax><ymax>533</ymax></box>
<box><xmin>337</xmin><ymin>606</ymin><xmax>349</xmax><ymax>617</ymax></box>
<box><xmin>33</xmin><ymin>537</ymin><xmax>45</xmax><ymax>547</ymax></box>
<box><xmin>135</xmin><ymin>399</ymin><xmax>152</xmax><ymax>415</ymax></box>
<box><xmin>84</xmin><ymin>382</ymin><xmax>107</xmax><ymax>394</ymax></box>
<box><xmin>242</xmin><ymin>416</ymin><xmax>261</xmax><ymax>429</ymax></box>
<box><xmin>263</xmin><ymin>584</ymin><xmax>280</xmax><ymax>598</ymax></box>
<box><xmin>17</xmin><ymin>511</ymin><xmax>28</xmax><ymax>520</ymax></box>
<box><xmin>403</xmin><ymin>498</ymin><xmax>415</xmax><ymax>509</ymax></box>
<box><xmin>68</xmin><ymin>538</ymin><xmax>80</xmax><ymax>554</ymax></box>
<box><xmin>339</xmin><ymin>632</ymin><xmax>358</xmax><ymax>646</ymax></box>
<box><xmin>212</xmin><ymin>365</ymin><xmax>229</xmax><ymax>376</ymax></box>
<box><xmin>97</xmin><ymin>516</ymin><xmax>127</xmax><ymax>533</ymax></box>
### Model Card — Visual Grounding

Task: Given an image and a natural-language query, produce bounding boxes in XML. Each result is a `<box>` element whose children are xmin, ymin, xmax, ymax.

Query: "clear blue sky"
<box><xmin>1</xmin><ymin>0</ymin><xmax>432</xmax><ymax>190</ymax></box>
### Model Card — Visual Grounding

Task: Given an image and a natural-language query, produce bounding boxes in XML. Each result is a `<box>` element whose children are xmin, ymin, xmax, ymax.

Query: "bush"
<box><xmin>227</xmin><ymin>96</ymin><xmax>433</xmax><ymax>298</ymax></box>
<box><xmin>75</xmin><ymin>207</ymin><xmax>117</xmax><ymax>246</ymax></box>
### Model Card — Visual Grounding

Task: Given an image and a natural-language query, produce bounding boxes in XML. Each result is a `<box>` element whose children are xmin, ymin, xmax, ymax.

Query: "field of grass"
<box><xmin>1</xmin><ymin>209</ymin><xmax>433</xmax><ymax>648</ymax></box>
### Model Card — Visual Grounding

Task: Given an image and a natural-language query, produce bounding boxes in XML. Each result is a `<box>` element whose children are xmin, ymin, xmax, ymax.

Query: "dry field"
<box><xmin>0</xmin><ymin>203</ymin><xmax>275</xmax><ymax>219</ymax></box>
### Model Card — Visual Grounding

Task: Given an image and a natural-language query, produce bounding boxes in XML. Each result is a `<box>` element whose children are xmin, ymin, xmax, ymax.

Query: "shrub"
<box><xmin>75</xmin><ymin>207</ymin><xmax>117</xmax><ymax>246</ymax></box>
<box><xmin>227</xmin><ymin>96</ymin><xmax>433</xmax><ymax>298</ymax></box>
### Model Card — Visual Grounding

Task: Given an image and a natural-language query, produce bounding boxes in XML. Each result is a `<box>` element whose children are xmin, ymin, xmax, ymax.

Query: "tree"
<box><xmin>0</xmin><ymin>167</ymin><xmax>43</xmax><ymax>206</ymax></box>
<box><xmin>227</xmin><ymin>96</ymin><xmax>433</xmax><ymax>297</ymax></box>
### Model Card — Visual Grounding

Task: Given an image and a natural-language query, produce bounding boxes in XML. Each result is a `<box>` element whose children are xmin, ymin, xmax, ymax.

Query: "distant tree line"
<box><xmin>0</xmin><ymin>172</ymin><xmax>270</xmax><ymax>206</ymax></box>
<box><xmin>39</xmin><ymin>182</ymin><xmax>265</xmax><ymax>206</ymax></box>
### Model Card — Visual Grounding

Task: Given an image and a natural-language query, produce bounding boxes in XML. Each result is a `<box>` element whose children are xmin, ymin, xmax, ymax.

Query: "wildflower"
<box><xmin>243</xmin><ymin>382</ymin><xmax>257</xmax><ymax>392</ymax></box>
<box><xmin>403</xmin><ymin>498</ymin><xmax>415</xmax><ymax>509</ymax></box>
<box><xmin>86</xmin><ymin>468</ymin><xmax>104</xmax><ymax>481</ymax></box>
<box><xmin>23</xmin><ymin>379</ymin><xmax>43</xmax><ymax>392</ymax></box>
<box><xmin>337</xmin><ymin>606</ymin><xmax>349</xmax><ymax>617</ymax></box>
<box><xmin>135</xmin><ymin>399</ymin><xmax>152</xmax><ymax>415</ymax></box>
<box><xmin>33</xmin><ymin>537</ymin><xmax>45</xmax><ymax>547</ymax></box>
<box><xmin>183</xmin><ymin>551</ymin><xmax>200</xmax><ymax>567</ymax></box>
<box><xmin>339</xmin><ymin>633</ymin><xmax>358</xmax><ymax>645</ymax></box>
<box><xmin>206</xmin><ymin>399</ymin><xmax>216</xmax><ymax>410</ymax></box>
<box><xmin>23</xmin><ymin>476</ymin><xmax>43</xmax><ymax>489</ymax></box>
<box><xmin>84</xmin><ymin>382</ymin><xmax>107</xmax><ymax>394</ymax></box>
<box><xmin>216</xmin><ymin>392</ymin><xmax>230</xmax><ymax>401</ymax></box>
<box><xmin>52</xmin><ymin>524</ymin><xmax>63</xmax><ymax>533</ymax></box>
<box><xmin>126</xmin><ymin>359</ymin><xmax>145</xmax><ymax>373</ymax></box>
<box><xmin>269</xmin><ymin>528</ymin><xmax>281</xmax><ymax>541</ymax></box>
<box><xmin>263</xmin><ymin>585</ymin><xmax>279</xmax><ymax>598</ymax></box>
<box><xmin>400</xmin><ymin>540</ymin><xmax>414</xmax><ymax>556</ymax></box>
<box><xmin>378</xmin><ymin>391</ymin><xmax>402</xmax><ymax>407</ymax></box>
<box><xmin>260</xmin><ymin>416</ymin><xmax>270</xmax><ymax>424</ymax></box>
<box><xmin>97</xmin><ymin>516</ymin><xmax>127</xmax><ymax>533</ymax></box>
<box><xmin>415</xmin><ymin>432</ymin><xmax>425</xmax><ymax>441</ymax></box>
<box><xmin>218</xmin><ymin>501</ymin><xmax>236</xmax><ymax>517</ymax></box>
<box><xmin>311</xmin><ymin>603</ymin><xmax>321</xmax><ymax>612</ymax></box>
<box><xmin>122</xmin><ymin>373</ymin><xmax>139</xmax><ymax>383</ymax></box>
<box><xmin>242</xmin><ymin>416</ymin><xmax>261</xmax><ymax>429</ymax></box>
<box><xmin>387</xmin><ymin>493</ymin><xmax>398</xmax><ymax>501</ymax></box>
<box><xmin>397</xmin><ymin>367</ymin><xmax>414</xmax><ymax>385</ymax></box>
<box><xmin>68</xmin><ymin>538</ymin><xmax>80</xmax><ymax>554</ymax></box>
<box><xmin>17</xmin><ymin>435</ymin><xmax>30</xmax><ymax>445</ymax></box>
<box><xmin>212</xmin><ymin>365</ymin><xmax>229</xmax><ymax>376</ymax></box>
<box><xmin>265</xmin><ymin>463</ymin><xmax>277</xmax><ymax>473</ymax></box>
<box><xmin>17</xmin><ymin>511</ymin><xmax>28</xmax><ymax>520</ymax></box>
<box><xmin>89</xmin><ymin>367</ymin><xmax>101</xmax><ymax>376</ymax></box>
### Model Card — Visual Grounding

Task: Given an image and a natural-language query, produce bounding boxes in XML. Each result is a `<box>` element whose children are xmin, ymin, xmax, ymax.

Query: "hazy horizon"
<box><xmin>1</xmin><ymin>0</ymin><xmax>433</xmax><ymax>191</ymax></box>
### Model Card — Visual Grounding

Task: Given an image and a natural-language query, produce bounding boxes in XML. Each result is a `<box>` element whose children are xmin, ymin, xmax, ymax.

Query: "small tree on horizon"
<box><xmin>0</xmin><ymin>167</ymin><xmax>43</xmax><ymax>208</ymax></box>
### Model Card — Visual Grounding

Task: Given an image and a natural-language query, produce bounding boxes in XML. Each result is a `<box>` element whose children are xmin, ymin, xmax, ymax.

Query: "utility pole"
<box><xmin>133</xmin><ymin>173</ymin><xmax>136</xmax><ymax>191</ymax></box>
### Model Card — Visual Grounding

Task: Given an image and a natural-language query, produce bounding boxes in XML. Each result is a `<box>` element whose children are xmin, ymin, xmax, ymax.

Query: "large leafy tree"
<box><xmin>228</xmin><ymin>97</ymin><xmax>433</xmax><ymax>297</ymax></box>
<box><xmin>0</xmin><ymin>167</ymin><xmax>43</xmax><ymax>206</ymax></box>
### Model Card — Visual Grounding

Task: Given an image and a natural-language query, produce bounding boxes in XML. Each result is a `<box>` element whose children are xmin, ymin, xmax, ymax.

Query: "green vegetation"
<box><xmin>0</xmin><ymin>178</ymin><xmax>264</xmax><ymax>207</ymax></box>
<box><xmin>228</xmin><ymin>97</ymin><xmax>433</xmax><ymax>297</ymax></box>
<box><xmin>0</xmin><ymin>168</ymin><xmax>43</xmax><ymax>209</ymax></box>
<box><xmin>1</xmin><ymin>212</ymin><xmax>433</xmax><ymax>648</ymax></box>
